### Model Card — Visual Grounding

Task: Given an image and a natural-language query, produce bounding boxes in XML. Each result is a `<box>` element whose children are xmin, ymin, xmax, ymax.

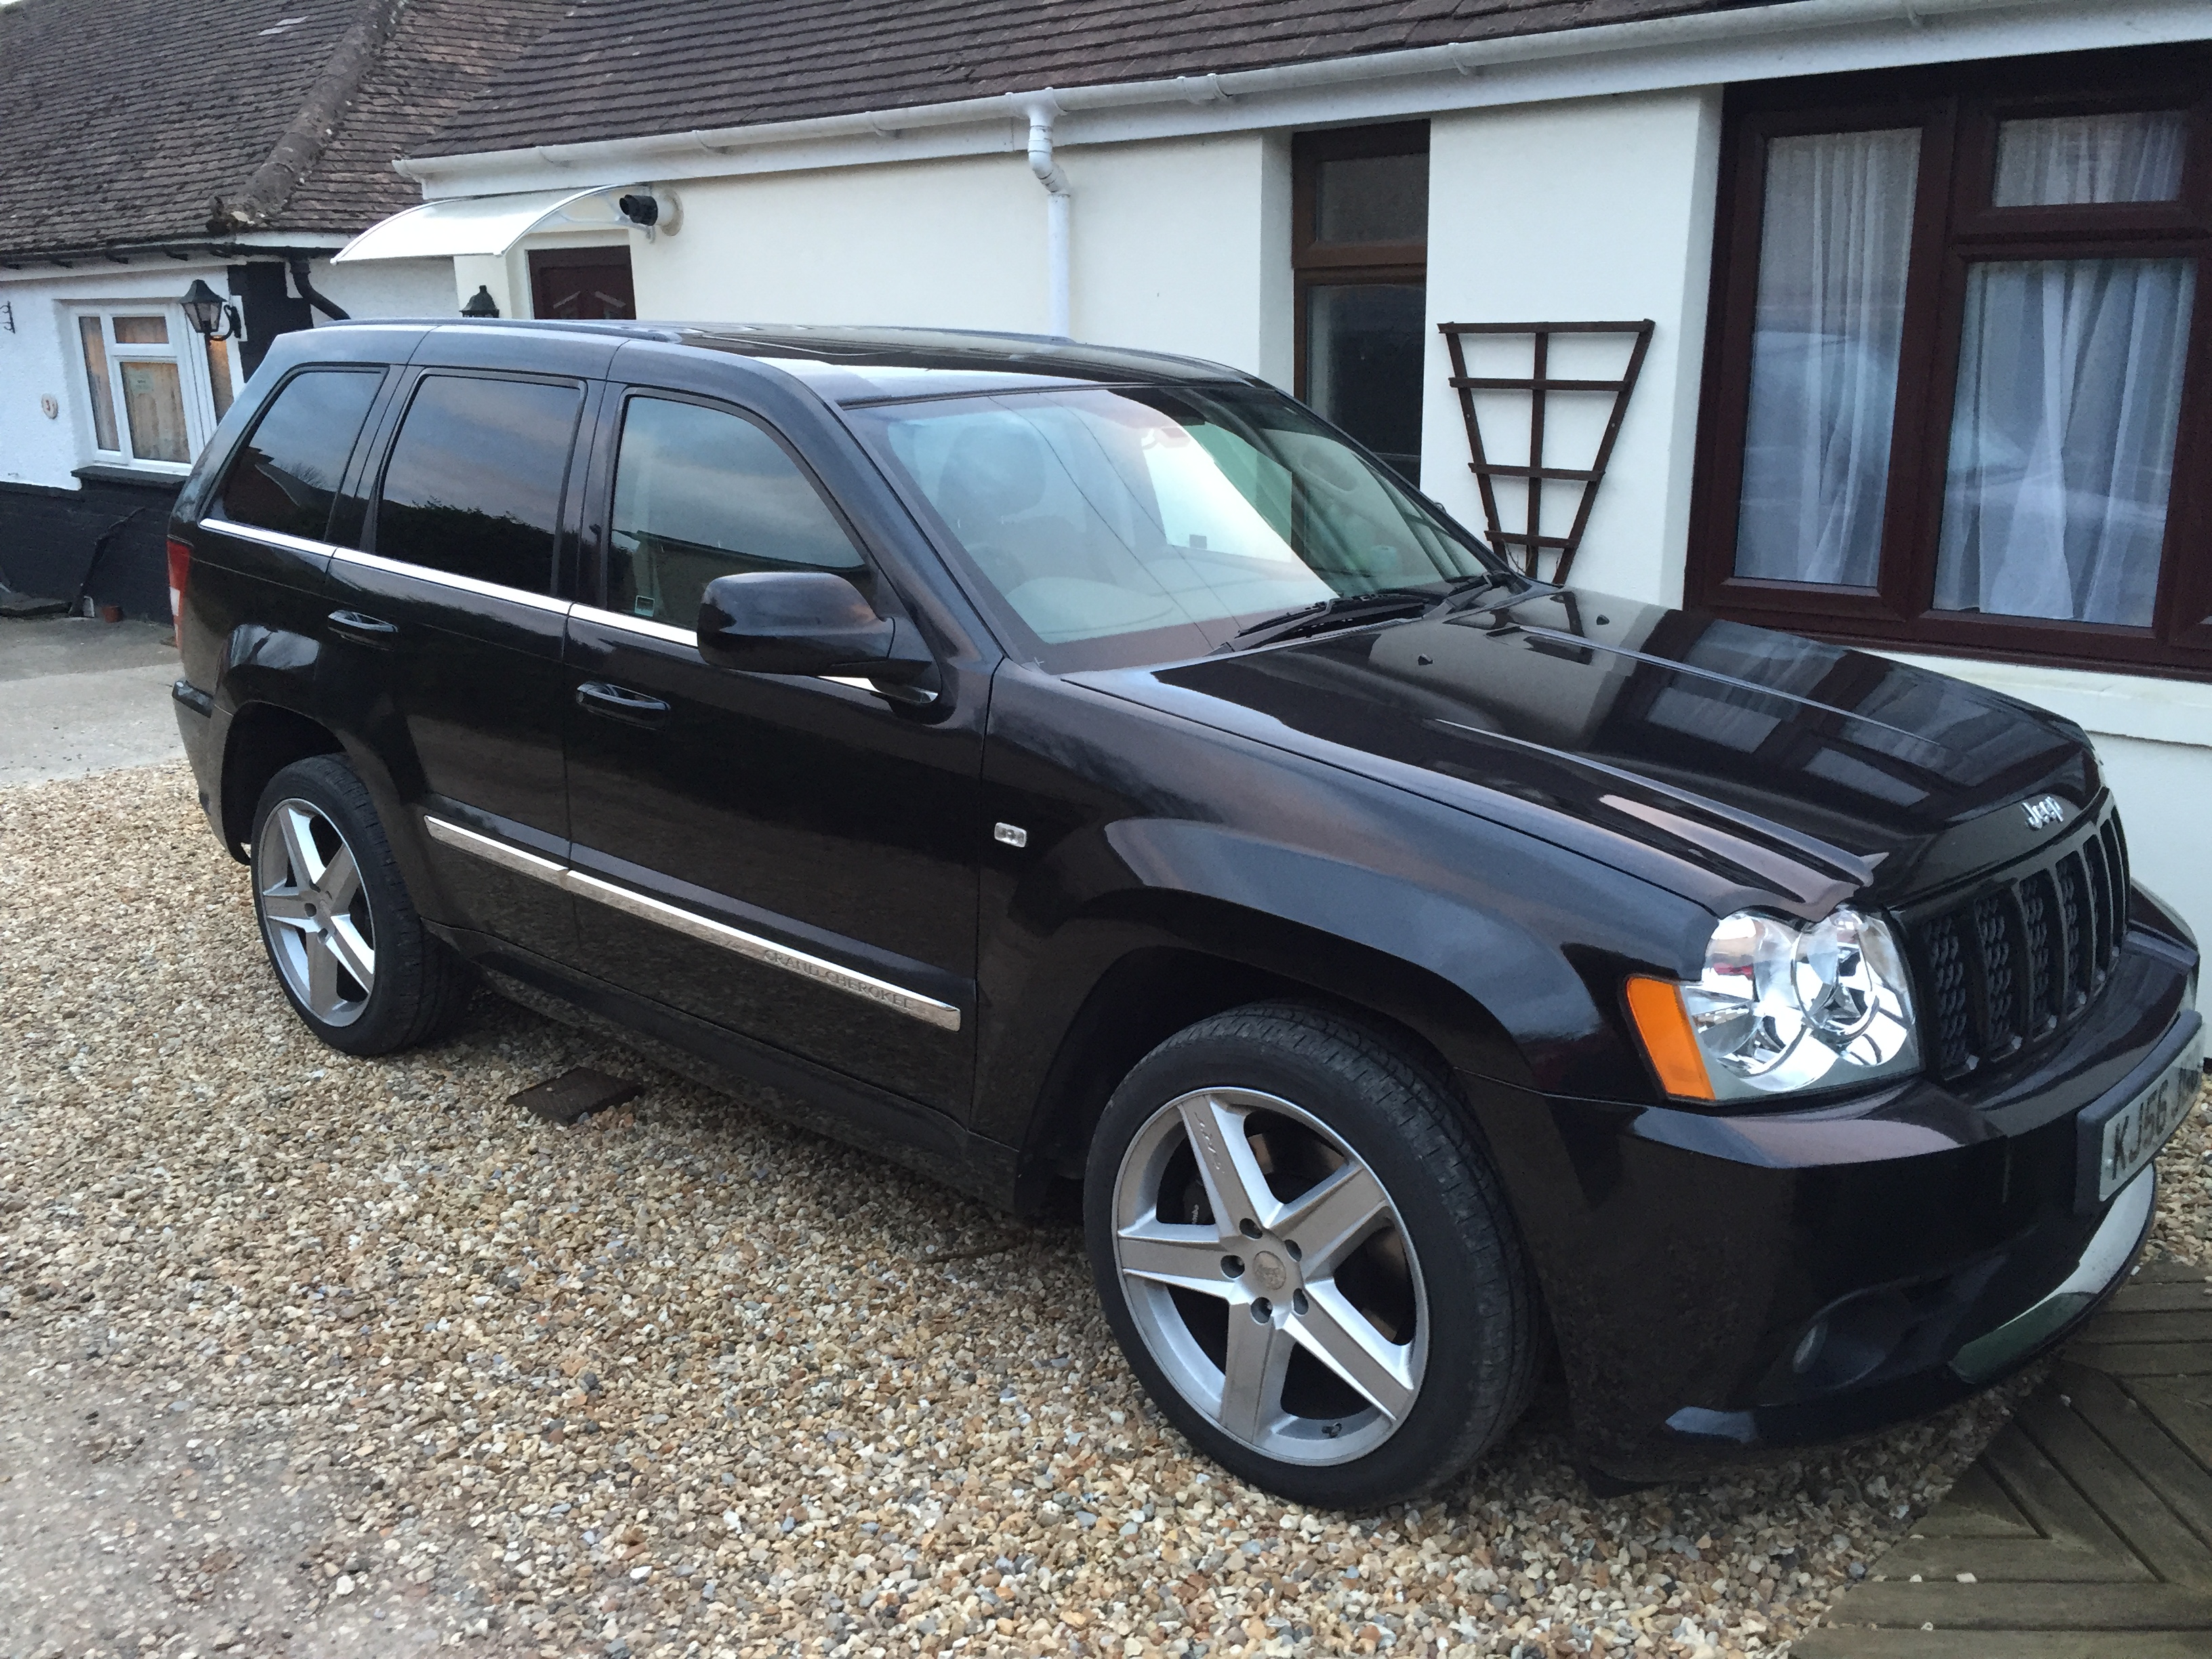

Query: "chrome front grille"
<box><xmin>1908</xmin><ymin>806</ymin><xmax>2129</xmax><ymax>1081</ymax></box>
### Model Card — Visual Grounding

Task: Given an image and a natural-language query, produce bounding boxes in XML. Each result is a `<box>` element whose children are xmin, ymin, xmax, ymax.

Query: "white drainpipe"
<box><xmin>1024</xmin><ymin>97</ymin><xmax>1072</xmax><ymax>339</ymax></box>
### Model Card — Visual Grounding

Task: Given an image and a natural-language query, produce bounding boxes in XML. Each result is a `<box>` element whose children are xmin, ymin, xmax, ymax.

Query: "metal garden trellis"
<box><xmin>1437</xmin><ymin>319</ymin><xmax>1655</xmax><ymax>583</ymax></box>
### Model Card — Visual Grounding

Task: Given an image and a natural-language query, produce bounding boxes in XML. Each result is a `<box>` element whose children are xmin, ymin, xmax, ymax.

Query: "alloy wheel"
<box><xmin>254</xmin><ymin>797</ymin><xmax>376</xmax><ymax>1026</ymax></box>
<box><xmin>1110</xmin><ymin>1087</ymin><xmax>1429</xmax><ymax>1465</ymax></box>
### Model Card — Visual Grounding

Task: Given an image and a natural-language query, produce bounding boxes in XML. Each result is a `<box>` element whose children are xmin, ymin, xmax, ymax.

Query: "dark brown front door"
<box><xmin>528</xmin><ymin>247</ymin><xmax>636</xmax><ymax>320</ymax></box>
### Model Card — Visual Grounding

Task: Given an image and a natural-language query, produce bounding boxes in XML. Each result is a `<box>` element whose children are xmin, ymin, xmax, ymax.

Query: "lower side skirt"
<box><xmin>432</xmin><ymin>923</ymin><xmax>1035</xmax><ymax>1212</ymax></box>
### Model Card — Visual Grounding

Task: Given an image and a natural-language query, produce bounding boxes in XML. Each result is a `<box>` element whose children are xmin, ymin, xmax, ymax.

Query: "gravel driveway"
<box><xmin>3</xmin><ymin>762</ymin><xmax>2203</xmax><ymax>1659</ymax></box>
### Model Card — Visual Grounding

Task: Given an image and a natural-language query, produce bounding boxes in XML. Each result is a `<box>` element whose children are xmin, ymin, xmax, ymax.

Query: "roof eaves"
<box><xmin>207</xmin><ymin>0</ymin><xmax>407</xmax><ymax>236</ymax></box>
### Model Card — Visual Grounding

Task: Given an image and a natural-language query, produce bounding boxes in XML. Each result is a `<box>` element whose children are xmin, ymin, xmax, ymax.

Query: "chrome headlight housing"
<box><xmin>1641</xmin><ymin>906</ymin><xmax>1919</xmax><ymax>1101</ymax></box>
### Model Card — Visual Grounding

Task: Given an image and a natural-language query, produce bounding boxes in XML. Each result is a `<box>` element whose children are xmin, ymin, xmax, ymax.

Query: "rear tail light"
<box><xmin>166</xmin><ymin>537</ymin><xmax>191</xmax><ymax>632</ymax></box>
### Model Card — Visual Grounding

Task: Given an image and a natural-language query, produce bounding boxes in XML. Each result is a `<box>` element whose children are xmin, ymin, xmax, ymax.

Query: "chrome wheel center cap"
<box><xmin>1251</xmin><ymin>1249</ymin><xmax>1290</xmax><ymax>1294</ymax></box>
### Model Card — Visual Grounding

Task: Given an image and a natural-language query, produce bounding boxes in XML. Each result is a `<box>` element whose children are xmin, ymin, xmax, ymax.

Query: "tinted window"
<box><xmin>216</xmin><ymin>369</ymin><xmax>382</xmax><ymax>541</ymax></box>
<box><xmin>374</xmin><ymin>374</ymin><xmax>582</xmax><ymax>594</ymax></box>
<box><xmin>607</xmin><ymin>396</ymin><xmax>863</xmax><ymax>624</ymax></box>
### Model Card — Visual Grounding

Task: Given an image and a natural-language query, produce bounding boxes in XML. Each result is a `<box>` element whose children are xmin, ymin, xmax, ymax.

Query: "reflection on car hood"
<box><xmin>1072</xmin><ymin>589</ymin><xmax>2100</xmax><ymax>916</ymax></box>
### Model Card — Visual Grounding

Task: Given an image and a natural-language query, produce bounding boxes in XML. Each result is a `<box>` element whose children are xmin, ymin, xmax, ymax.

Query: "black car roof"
<box><xmin>292</xmin><ymin>318</ymin><xmax>1261</xmax><ymax>405</ymax></box>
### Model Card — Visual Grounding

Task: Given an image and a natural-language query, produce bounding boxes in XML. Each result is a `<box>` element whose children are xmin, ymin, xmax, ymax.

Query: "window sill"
<box><xmin>1874</xmin><ymin>649</ymin><xmax>2212</xmax><ymax>750</ymax></box>
<box><xmin>72</xmin><ymin>464</ymin><xmax>190</xmax><ymax>491</ymax></box>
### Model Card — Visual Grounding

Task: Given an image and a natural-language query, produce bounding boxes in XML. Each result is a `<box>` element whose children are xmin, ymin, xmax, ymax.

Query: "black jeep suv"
<box><xmin>169</xmin><ymin>320</ymin><xmax>2200</xmax><ymax>1505</ymax></box>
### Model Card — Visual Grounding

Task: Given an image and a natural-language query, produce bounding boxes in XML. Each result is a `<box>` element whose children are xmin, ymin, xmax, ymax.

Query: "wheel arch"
<box><xmin>1001</xmin><ymin>901</ymin><xmax>1526</xmax><ymax>1208</ymax></box>
<box><xmin>220</xmin><ymin>701</ymin><xmax>344</xmax><ymax>858</ymax></box>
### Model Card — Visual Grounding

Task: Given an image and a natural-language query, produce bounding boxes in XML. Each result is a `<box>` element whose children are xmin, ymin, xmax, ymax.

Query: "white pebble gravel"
<box><xmin>1</xmin><ymin>762</ymin><xmax>2202</xmax><ymax>1659</ymax></box>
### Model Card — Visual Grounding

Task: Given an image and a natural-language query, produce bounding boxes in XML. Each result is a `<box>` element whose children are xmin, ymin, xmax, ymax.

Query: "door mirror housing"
<box><xmin>697</xmin><ymin>571</ymin><xmax>937</xmax><ymax>702</ymax></box>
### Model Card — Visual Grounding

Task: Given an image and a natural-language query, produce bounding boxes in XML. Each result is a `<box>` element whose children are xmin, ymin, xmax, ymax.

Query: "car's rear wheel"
<box><xmin>251</xmin><ymin>756</ymin><xmax>470</xmax><ymax>1055</ymax></box>
<box><xmin>1084</xmin><ymin>1002</ymin><xmax>1539</xmax><ymax>1507</ymax></box>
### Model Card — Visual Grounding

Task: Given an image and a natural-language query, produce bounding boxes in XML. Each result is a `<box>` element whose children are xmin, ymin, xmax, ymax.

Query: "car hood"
<box><xmin>1070</xmin><ymin>589</ymin><xmax>2100</xmax><ymax>918</ymax></box>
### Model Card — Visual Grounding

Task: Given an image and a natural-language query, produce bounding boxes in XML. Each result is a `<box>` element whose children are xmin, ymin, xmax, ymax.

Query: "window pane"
<box><xmin>119</xmin><ymin>360</ymin><xmax>189</xmax><ymax>463</ymax></box>
<box><xmin>205</xmin><ymin>335</ymin><xmax>235</xmax><ymax>421</ymax></box>
<box><xmin>218</xmin><ymin>369</ymin><xmax>382</xmax><ymax>541</ymax></box>
<box><xmin>1305</xmin><ymin>283</ymin><xmax>1426</xmax><ymax>482</ymax></box>
<box><xmin>374</xmin><ymin>375</ymin><xmax>581</xmax><ymax>594</ymax></box>
<box><xmin>78</xmin><ymin>316</ymin><xmax>119</xmax><ymax>451</ymax></box>
<box><xmin>1315</xmin><ymin>152</ymin><xmax>1428</xmax><ymax>245</ymax></box>
<box><xmin>1993</xmin><ymin>110</ymin><xmax>2188</xmax><ymax>206</ymax></box>
<box><xmin>609</xmin><ymin>398</ymin><xmax>862</xmax><ymax>623</ymax></box>
<box><xmin>112</xmin><ymin>314</ymin><xmax>170</xmax><ymax>346</ymax></box>
<box><xmin>1734</xmin><ymin>129</ymin><xmax>1921</xmax><ymax>586</ymax></box>
<box><xmin>1934</xmin><ymin>258</ymin><xmax>2194</xmax><ymax>627</ymax></box>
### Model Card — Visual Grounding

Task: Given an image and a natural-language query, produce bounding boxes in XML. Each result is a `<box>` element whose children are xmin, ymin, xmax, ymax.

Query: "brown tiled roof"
<box><xmin>0</xmin><ymin>0</ymin><xmax>565</xmax><ymax>264</ymax></box>
<box><xmin>416</xmin><ymin>0</ymin><xmax>1775</xmax><ymax>159</ymax></box>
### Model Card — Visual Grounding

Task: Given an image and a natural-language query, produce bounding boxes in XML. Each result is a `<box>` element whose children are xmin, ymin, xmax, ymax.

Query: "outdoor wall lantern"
<box><xmin>461</xmin><ymin>285</ymin><xmax>501</xmax><ymax>318</ymax></box>
<box><xmin>180</xmin><ymin>279</ymin><xmax>241</xmax><ymax>340</ymax></box>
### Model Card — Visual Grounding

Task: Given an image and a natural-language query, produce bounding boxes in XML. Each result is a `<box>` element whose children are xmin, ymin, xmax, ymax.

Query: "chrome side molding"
<box><xmin>422</xmin><ymin>815</ymin><xmax>962</xmax><ymax>1032</ymax></box>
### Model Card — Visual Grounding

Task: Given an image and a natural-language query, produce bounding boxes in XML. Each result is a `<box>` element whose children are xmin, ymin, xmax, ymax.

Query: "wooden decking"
<box><xmin>1796</xmin><ymin>1257</ymin><xmax>2212</xmax><ymax>1657</ymax></box>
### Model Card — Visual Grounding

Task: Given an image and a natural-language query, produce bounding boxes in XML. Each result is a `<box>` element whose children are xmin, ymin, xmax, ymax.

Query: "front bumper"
<box><xmin>1473</xmin><ymin>888</ymin><xmax>2200</xmax><ymax>1483</ymax></box>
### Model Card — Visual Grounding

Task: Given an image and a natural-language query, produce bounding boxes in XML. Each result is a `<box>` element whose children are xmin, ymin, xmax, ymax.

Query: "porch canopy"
<box><xmin>331</xmin><ymin>187</ymin><xmax>629</xmax><ymax>262</ymax></box>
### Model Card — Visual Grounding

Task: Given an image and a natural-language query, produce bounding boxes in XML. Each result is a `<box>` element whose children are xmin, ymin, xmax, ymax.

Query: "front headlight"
<box><xmin>1627</xmin><ymin>906</ymin><xmax>1919</xmax><ymax>1102</ymax></box>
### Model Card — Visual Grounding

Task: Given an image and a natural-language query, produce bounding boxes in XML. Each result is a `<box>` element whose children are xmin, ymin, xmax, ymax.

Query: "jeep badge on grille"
<box><xmin>2022</xmin><ymin>794</ymin><xmax>2067</xmax><ymax>830</ymax></box>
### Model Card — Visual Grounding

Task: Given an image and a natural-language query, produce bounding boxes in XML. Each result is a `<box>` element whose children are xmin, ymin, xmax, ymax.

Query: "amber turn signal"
<box><xmin>1625</xmin><ymin>975</ymin><xmax>1715</xmax><ymax>1101</ymax></box>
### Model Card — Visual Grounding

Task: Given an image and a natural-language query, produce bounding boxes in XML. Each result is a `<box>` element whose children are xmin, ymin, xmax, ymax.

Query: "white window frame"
<box><xmin>66</xmin><ymin>302</ymin><xmax>233</xmax><ymax>474</ymax></box>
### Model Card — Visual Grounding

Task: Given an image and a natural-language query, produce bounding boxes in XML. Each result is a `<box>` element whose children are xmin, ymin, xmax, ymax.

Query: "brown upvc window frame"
<box><xmin>1291</xmin><ymin>121</ymin><xmax>1430</xmax><ymax>409</ymax></box>
<box><xmin>1689</xmin><ymin>47</ymin><xmax>2212</xmax><ymax>681</ymax></box>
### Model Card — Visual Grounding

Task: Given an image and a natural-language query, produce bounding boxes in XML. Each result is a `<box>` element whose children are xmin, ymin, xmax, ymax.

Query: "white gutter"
<box><xmin>1024</xmin><ymin>100</ymin><xmax>1073</xmax><ymax>338</ymax></box>
<box><xmin>394</xmin><ymin>0</ymin><xmax>2205</xmax><ymax>192</ymax></box>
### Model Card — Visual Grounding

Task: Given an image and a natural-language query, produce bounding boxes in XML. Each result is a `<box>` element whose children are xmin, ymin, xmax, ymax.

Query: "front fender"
<box><xmin>973</xmin><ymin>666</ymin><xmax>1721</xmax><ymax>1146</ymax></box>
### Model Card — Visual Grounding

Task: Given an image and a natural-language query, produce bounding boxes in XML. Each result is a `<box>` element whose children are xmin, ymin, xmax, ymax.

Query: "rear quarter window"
<box><xmin>214</xmin><ymin>369</ymin><xmax>384</xmax><ymax>541</ymax></box>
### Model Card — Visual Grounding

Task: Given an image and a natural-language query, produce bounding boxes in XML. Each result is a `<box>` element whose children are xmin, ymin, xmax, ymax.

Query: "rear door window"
<box><xmin>606</xmin><ymin>394</ymin><xmax>863</xmax><ymax>624</ymax></box>
<box><xmin>373</xmin><ymin>374</ymin><xmax>584</xmax><ymax>594</ymax></box>
<box><xmin>216</xmin><ymin>369</ymin><xmax>383</xmax><ymax>541</ymax></box>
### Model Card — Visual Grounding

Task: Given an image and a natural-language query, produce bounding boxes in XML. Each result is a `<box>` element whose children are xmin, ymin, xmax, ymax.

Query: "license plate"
<box><xmin>2097</xmin><ymin>1026</ymin><xmax>2205</xmax><ymax>1202</ymax></box>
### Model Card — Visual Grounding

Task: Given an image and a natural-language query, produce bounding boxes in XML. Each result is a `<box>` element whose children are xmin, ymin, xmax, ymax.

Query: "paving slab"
<box><xmin>1796</xmin><ymin>1253</ymin><xmax>2212</xmax><ymax>1658</ymax></box>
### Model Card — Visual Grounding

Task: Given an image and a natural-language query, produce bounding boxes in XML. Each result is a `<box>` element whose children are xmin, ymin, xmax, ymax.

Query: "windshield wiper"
<box><xmin>1214</xmin><ymin>588</ymin><xmax>1443</xmax><ymax>653</ymax></box>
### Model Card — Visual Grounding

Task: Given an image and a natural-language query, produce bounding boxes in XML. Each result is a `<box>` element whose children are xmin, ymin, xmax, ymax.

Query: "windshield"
<box><xmin>851</xmin><ymin>383</ymin><xmax>1506</xmax><ymax>671</ymax></box>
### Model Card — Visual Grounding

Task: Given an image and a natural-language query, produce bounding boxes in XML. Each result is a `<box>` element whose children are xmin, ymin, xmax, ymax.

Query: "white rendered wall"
<box><xmin>615</xmin><ymin>135</ymin><xmax>1292</xmax><ymax>380</ymax></box>
<box><xmin>628</xmin><ymin>153</ymin><xmax>1042</xmax><ymax>333</ymax></box>
<box><xmin>1419</xmin><ymin>90</ymin><xmax>1723</xmax><ymax>605</ymax></box>
<box><xmin>1059</xmin><ymin>133</ymin><xmax>1292</xmax><ymax>382</ymax></box>
<box><xmin>309</xmin><ymin>255</ymin><xmax>453</xmax><ymax>324</ymax></box>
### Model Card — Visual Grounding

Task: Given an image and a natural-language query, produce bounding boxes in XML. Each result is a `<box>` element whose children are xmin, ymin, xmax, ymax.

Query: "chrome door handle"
<box><xmin>575</xmin><ymin>680</ymin><xmax>670</xmax><ymax>728</ymax></box>
<box><xmin>327</xmin><ymin>609</ymin><xmax>398</xmax><ymax>646</ymax></box>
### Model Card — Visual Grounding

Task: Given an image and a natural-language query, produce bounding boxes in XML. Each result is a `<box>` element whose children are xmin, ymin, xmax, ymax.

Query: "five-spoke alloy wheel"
<box><xmin>255</xmin><ymin>796</ymin><xmax>377</xmax><ymax>1026</ymax></box>
<box><xmin>250</xmin><ymin>756</ymin><xmax>472</xmax><ymax>1055</ymax></box>
<box><xmin>1086</xmin><ymin>1002</ymin><xmax>1540</xmax><ymax>1507</ymax></box>
<box><xmin>1111</xmin><ymin>1087</ymin><xmax>1428</xmax><ymax>1466</ymax></box>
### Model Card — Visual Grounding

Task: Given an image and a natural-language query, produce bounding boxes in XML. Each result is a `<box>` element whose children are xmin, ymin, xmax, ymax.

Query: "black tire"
<box><xmin>249</xmin><ymin>756</ymin><xmax>471</xmax><ymax>1055</ymax></box>
<box><xmin>1083</xmin><ymin>1001</ymin><xmax>1540</xmax><ymax>1508</ymax></box>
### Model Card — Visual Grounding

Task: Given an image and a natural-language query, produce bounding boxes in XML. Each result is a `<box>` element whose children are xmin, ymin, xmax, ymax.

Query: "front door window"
<box><xmin>528</xmin><ymin>246</ymin><xmax>637</xmax><ymax>319</ymax></box>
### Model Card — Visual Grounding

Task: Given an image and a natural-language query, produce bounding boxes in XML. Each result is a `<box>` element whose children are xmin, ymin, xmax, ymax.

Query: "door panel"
<box><xmin>321</xmin><ymin>368</ymin><xmax>590</xmax><ymax>957</ymax></box>
<box><xmin>323</xmin><ymin>548</ymin><xmax>577</xmax><ymax>951</ymax></box>
<box><xmin>562</xmin><ymin>609</ymin><xmax>981</xmax><ymax>1113</ymax></box>
<box><xmin>529</xmin><ymin>248</ymin><xmax>636</xmax><ymax>321</ymax></box>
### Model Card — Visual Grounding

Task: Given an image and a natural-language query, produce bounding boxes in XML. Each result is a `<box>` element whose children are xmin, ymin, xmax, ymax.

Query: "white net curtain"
<box><xmin>1734</xmin><ymin>129</ymin><xmax>1921</xmax><ymax>589</ymax></box>
<box><xmin>1938</xmin><ymin>112</ymin><xmax>2193</xmax><ymax>626</ymax></box>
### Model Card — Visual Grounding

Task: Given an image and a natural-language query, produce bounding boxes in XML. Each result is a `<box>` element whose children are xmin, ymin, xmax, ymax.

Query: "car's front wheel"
<box><xmin>250</xmin><ymin>755</ymin><xmax>470</xmax><ymax>1055</ymax></box>
<box><xmin>1084</xmin><ymin>1002</ymin><xmax>1540</xmax><ymax>1507</ymax></box>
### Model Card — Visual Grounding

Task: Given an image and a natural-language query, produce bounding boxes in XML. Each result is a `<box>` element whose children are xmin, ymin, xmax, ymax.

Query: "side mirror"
<box><xmin>697</xmin><ymin>571</ymin><xmax>937</xmax><ymax>703</ymax></box>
